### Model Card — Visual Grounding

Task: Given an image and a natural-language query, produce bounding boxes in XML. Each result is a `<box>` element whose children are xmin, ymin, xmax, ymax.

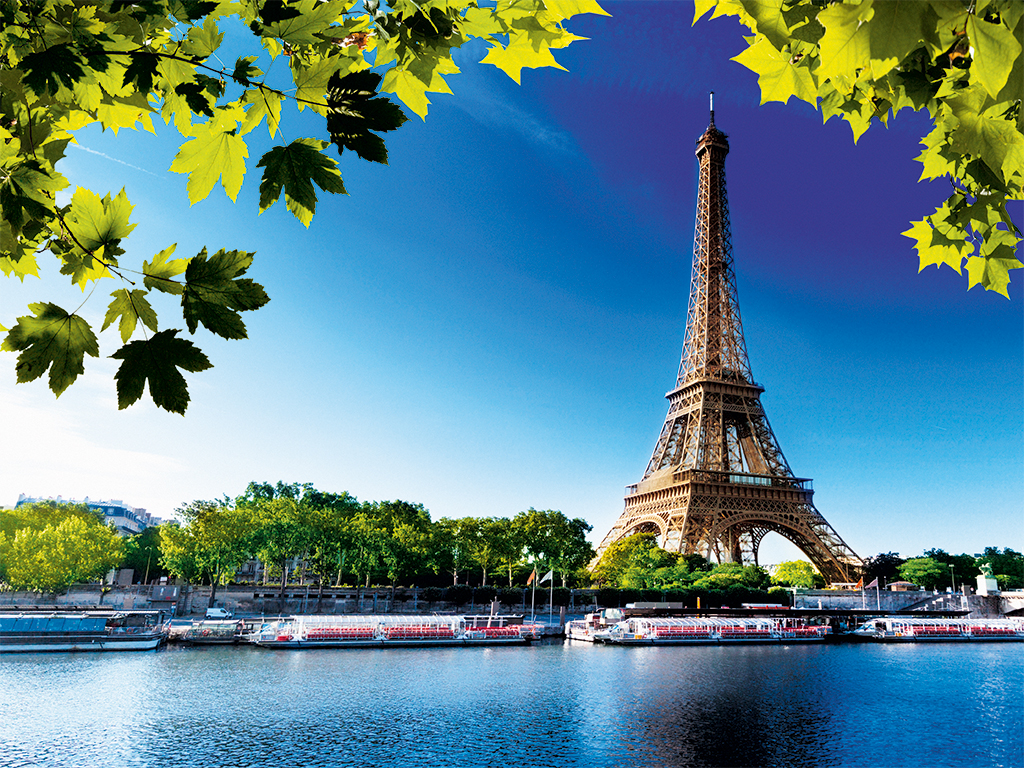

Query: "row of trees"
<box><xmin>0</xmin><ymin>501</ymin><xmax>125</xmax><ymax>593</ymax></box>
<box><xmin>4</xmin><ymin>494</ymin><xmax>1020</xmax><ymax>598</ymax></box>
<box><xmin>863</xmin><ymin>548</ymin><xmax>1024</xmax><ymax>591</ymax></box>
<box><xmin>153</xmin><ymin>482</ymin><xmax>594</xmax><ymax>608</ymax></box>
<box><xmin>590</xmin><ymin>533</ymin><xmax>1023</xmax><ymax>594</ymax></box>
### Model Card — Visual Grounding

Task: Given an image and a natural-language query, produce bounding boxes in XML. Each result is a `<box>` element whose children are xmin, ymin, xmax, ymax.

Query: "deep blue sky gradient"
<box><xmin>2</xmin><ymin>2</ymin><xmax>1021</xmax><ymax>565</ymax></box>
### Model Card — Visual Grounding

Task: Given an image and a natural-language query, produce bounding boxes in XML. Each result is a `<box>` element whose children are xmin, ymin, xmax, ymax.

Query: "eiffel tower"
<box><xmin>594</xmin><ymin>98</ymin><xmax>862</xmax><ymax>584</ymax></box>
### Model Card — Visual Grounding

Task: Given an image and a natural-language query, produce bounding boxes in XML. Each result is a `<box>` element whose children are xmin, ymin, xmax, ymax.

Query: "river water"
<box><xmin>1</xmin><ymin>641</ymin><xmax>1021</xmax><ymax>768</ymax></box>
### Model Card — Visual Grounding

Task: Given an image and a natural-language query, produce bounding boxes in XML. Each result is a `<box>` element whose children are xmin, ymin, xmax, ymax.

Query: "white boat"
<box><xmin>250</xmin><ymin>615</ymin><xmax>537</xmax><ymax>648</ymax></box>
<box><xmin>0</xmin><ymin>611</ymin><xmax>169</xmax><ymax>653</ymax></box>
<box><xmin>567</xmin><ymin>611</ymin><xmax>829</xmax><ymax>645</ymax></box>
<box><xmin>851</xmin><ymin>617</ymin><xmax>1024</xmax><ymax>642</ymax></box>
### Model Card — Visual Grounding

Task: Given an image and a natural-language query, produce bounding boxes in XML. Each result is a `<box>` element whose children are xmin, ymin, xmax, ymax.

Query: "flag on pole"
<box><xmin>865</xmin><ymin>577</ymin><xmax>879</xmax><ymax>589</ymax></box>
<box><xmin>854</xmin><ymin>577</ymin><xmax>864</xmax><ymax>589</ymax></box>
<box><xmin>526</xmin><ymin>569</ymin><xmax>537</xmax><ymax>586</ymax></box>
<box><xmin>539</xmin><ymin>570</ymin><xmax>553</xmax><ymax>584</ymax></box>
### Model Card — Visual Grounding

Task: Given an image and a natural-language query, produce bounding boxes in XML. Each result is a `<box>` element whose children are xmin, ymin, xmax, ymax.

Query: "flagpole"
<box><xmin>530</xmin><ymin>565</ymin><xmax>537</xmax><ymax>624</ymax></box>
<box><xmin>548</xmin><ymin>569</ymin><xmax>553</xmax><ymax>626</ymax></box>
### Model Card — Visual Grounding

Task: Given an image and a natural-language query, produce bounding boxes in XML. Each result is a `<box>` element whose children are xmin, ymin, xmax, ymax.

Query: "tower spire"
<box><xmin>592</xmin><ymin>110</ymin><xmax>863</xmax><ymax>584</ymax></box>
<box><xmin>709</xmin><ymin>90</ymin><xmax>714</xmax><ymax>126</ymax></box>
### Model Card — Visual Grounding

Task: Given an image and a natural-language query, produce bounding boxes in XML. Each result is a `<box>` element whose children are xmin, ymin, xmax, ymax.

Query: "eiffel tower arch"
<box><xmin>595</xmin><ymin>99</ymin><xmax>863</xmax><ymax>585</ymax></box>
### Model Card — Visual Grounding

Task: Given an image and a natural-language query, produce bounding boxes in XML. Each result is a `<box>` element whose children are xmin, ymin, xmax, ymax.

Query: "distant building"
<box><xmin>15</xmin><ymin>494</ymin><xmax>163</xmax><ymax>536</ymax></box>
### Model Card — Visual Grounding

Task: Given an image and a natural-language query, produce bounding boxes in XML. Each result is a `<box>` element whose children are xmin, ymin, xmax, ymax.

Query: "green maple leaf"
<box><xmin>257</xmin><ymin>139</ymin><xmax>347</xmax><ymax>226</ymax></box>
<box><xmin>232</xmin><ymin>56</ymin><xmax>261</xmax><ymax>86</ymax></box>
<box><xmin>169</xmin><ymin>112</ymin><xmax>249</xmax><ymax>203</ymax></box>
<box><xmin>259</xmin><ymin>0</ymin><xmax>346</xmax><ymax>46</ymax></box>
<box><xmin>326</xmin><ymin>70</ymin><xmax>407</xmax><ymax>161</ymax></box>
<box><xmin>966</xmin><ymin>236</ymin><xmax>1024</xmax><ymax>298</ymax></box>
<box><xmin>0</xmin><ymin>160</ymin><xmax>66</xmax><ymax>236</ymax></box>
<box><xmin>241</xmin><ymin>88</ymin><xmax>284</xmax><ymax>138</ymax></box>
<box><xmin>1</xmin><ymin>302</ymin><xmax>99</xmax><ymax>396</ymax></box>
<box><xmin>65</xmin><ymin>187</ymin><xmax>137</xmax><ymax>252</ymax></box>
<box><xmin>20</xmin><ymin>44</ymin><xmax>89</xmax><ymax>98</ymax></box>
<box><xmin>292</xmin><ymin>57</ymin><xmax>343</xmax><ymax>115</ymax></box>
<box><xmin>480</xmin><ymin>29</ymin><xmax>568</xmax><ymax>85</ymax></box>
<box><xmin>903</xmin><ymin>217</ymin><xmax>969</xmax><ymax>274</ymax></box>
<box><xmin>815</xmin><ymin>1</ymin><xmax>872</xmax><ymax>88</ymax></box>
<box><xmin>946</xmin><ymin>86</ymin><xmax>1022</xmax><ymax>187</ymax></box>
<box><xmin>182</xmin><ymin>248</ymin><xmax>270</xmax><ymax>339</ymax></box>
<box><xmin>122</xmin><ymin>53</ymin><xmax>161</xmax><ymax>93</ymax></box>
<box><xmin>111</xmin><ymin>329</ymin><xmax>212</xmax><ymax>413</ymax></box>
<box><xmin>966</xmin><ymin>14</ymin><xmax>1022</xmax><ymax>99</ymax></box>
<box><xmin>737</xmin><ymin>0</ymin><xmax>792</xmax><ymax>51</ymax></box>
<box><xmin>143</xmin><ymin>244</ymin><xmax>188</xmax><ymax>295</ymax></box>
<box><xmin>102</xmin><ymin>288</ymin><xmax>158</xmax><ymax>343</ymax></box>
<box><xmin>865</xmin><ymin>0</ymin><xmax>933</xmax><ymax>80</ymax></box>
<box><xmin>732</xmin><ymin>36</ymin><xmax>816</xmax><ymax>105</ymax></box>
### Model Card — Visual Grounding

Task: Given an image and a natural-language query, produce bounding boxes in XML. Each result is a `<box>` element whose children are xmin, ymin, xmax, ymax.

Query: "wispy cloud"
<box><xmin>70</xmin><ymin>144</ymin><xmax>162</xmax><ymax>177</ymax></box>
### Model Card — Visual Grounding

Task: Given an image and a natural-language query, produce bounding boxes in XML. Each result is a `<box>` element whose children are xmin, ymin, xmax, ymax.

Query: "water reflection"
<box><xmin>1</xmin><ymin>642</ymin><xmax>1021</xmax><ymax>768</ymax></box>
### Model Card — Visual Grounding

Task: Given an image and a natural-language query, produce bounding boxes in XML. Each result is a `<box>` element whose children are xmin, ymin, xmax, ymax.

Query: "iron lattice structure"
<box><xmin>595</xmin><ymin>108</ymin><xmax>862</xmax><ymax>584</ymax></box>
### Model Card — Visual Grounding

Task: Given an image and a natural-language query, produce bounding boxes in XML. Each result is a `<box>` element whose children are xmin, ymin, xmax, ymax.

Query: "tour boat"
<box><xmin>0</xmin><ymin>610</ymin><xmax>169</xmax><ymax>653</ymax></box>
<box><xmin>851</xmin><ymin>617</ymin><xmax>1024</xmax><ymax>642</ymax></box>
<box><xmin>250</xmin><ymin>615</ymin><xmax>537</xmax><ymax>648</ymax></box>
<box><xmin>567</xmin><ymin>611</ymin><xmax>829</xmax><ymax>645</ymax></box>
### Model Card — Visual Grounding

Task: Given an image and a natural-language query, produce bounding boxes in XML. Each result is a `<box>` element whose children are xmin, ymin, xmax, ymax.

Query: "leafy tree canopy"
<box><xmin>898</xmin><ymin>555</ymin><xmax>947</xmax><ymax>590</ymax></box>
<box><xmin>697</xmin><ymin>0</ymin><xmax>1023</xmax><ymax>297</ymax></box>
<box><xmin>0</xmin><ymin>0</ymin><xmax>609</xmax><ymax>413</ymax></box>
<box><xmin>771</xmin><ymin>559</ymin><xmax>825</xmax><ymax>588</ymax></box>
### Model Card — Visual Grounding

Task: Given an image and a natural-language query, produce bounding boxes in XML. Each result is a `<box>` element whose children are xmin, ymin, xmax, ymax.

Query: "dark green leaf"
<box><xmin>182</xmin><ymin>248</ymin><xmax>270</xmax><ymax>339</ymax></box>
<box><xmin>257</xmin><ymin>139</ymin><xmax>347</xmax><ymax>225</ymax></box>
<box><xmin>111</xmin><ymin>329</ymin><xmax>212</xmax><ymax>413</ymax></box>
<box><xmin>20</xmin><ymin>44</ymin><xmax>88</xmax><ymax>97</ymax></box>
<box><xmin>259</xmin><ymin>0</ymin><xmax>301</xmax><ymax>24</ymax></box>
<box><xmin>174</xmin><ymin>82</ymin><xmax>214</xmax><ymax>118</ymax></box>
<box><xmin>123</xmin><ymin>53</ymin><xmax>160</xmax><ymax>93</ymax></box>
<box><xmin>326</xmin><ymin>70</ymin><xmax>408</xmax><ymax>164</ymax></box>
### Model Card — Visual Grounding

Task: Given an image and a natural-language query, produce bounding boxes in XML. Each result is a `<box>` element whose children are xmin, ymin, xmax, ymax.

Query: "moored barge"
<box><xmin>0</xmin><ymin>611</ymin><xmax>169</xmax><ymax>653</ymax></box>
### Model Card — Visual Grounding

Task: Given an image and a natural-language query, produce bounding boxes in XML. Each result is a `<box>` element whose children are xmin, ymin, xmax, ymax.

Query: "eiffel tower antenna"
<box><xmin>594</xmin><ymin>106</ymin><xmax>863</xmax><ymax>584</ymax></box>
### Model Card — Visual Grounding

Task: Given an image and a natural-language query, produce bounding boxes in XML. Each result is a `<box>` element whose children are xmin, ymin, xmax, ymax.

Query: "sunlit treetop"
<box><xmin>0</xmin><ymin>0</ymin><xmax>609</xmax><ymax>413</ymax></box>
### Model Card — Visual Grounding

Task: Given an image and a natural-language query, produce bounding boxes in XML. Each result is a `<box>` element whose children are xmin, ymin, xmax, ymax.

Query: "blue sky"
<box><xmin>2</xmin><ymin>1</ymin><xmax>1021</xmax><ymax>566</ymax></box>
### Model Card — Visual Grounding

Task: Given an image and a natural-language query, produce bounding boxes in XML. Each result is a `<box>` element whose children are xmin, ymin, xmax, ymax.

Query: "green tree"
<box><xmin>174</xmin><ymin>499</ymin><xmax>255</xmax><ymax>606</ymax></box>
<box><xmin>431</xmin><ymin>517</ymin><xmax>477</xmax><ymax>585</ymax></box>
<box><xmin>590</xmin><ymin>532</ymin><xmax>658</xmax><ymax>586</ymax></box>
<box><xmin>771</xmin><ymin>560</ymin><xmax>825</xmax><ymax>589</ymax></box>
<box><xmin>899</xmin><ymin>556</ymin><xmax>947</xmax><ymax>590</ymax></box>
<box><xmin>862</xmin><ymin>551</ymin><xmax>904</xmax><ymax>584</ymax></box>
<box><xmin>698</xmin><ymin>0</ymin><xmax>1023</xmax><ymax>297</ymax></box>
<box><xmin>0</xmin><ymin>0</ymin><xmax>609</xmax><ymax>413</ymax></box>
<box><xmin>158</xmin><ymin>521</ymin><xmax>204</xmax><ymax>584</ymax></box>
<box><xmin>978</xmin><ymin>546</ymin><xmax>1024</xmax><ymax>589</ymax></box>
<box><xmin>249</xmin><ymin>495</ymin><xmax>312</xmax><ymax>609</ymax></box>
<box><xmin>1</xmin><ymin>500</ymin><xmax>103</xmax><ymax>538</ymax></box>
<box><xmin>3</xmin><ymin>514</ymin><xmax>123</xmax><ymax>593</ymax></box>
<box><xmin>513</xmin><ymin>508</ymin><xmax>594</xmax><ymax>587</ymax></box>
<box><xmin>121</xmin><ymin>525</ymin><xmax>168</xmax><ymax>584</ymax></box>
<box><xmin>302</xmin><ymin>490</ymin><xmax>361</xmax><ymax>610</ymax></box>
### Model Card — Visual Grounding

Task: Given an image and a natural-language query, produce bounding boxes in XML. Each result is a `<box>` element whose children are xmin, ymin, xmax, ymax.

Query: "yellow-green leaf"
<box><xmin>731</xmin><ymin>36</ymin><xmax>816</xmax><ymax>105</ymax></box>
<box><xmin>169</xmin><ymin>117</ymin><xmax>249</xmax><ymax>203</ymax></box>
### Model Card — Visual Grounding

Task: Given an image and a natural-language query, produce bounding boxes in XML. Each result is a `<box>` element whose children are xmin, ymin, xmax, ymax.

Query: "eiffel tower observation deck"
<box><xmin>594</xmin><ymin>96</ymin><xmax>863</xmax><ymax>584</ymax></box>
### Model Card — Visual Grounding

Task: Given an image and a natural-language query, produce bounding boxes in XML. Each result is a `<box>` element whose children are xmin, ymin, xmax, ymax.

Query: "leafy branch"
<box><xmin>1</xmin><ymin>0</ymin><xmax>610</xmax><ymax>412</ymax></box>
<box><xmin>698</xmin><ymin>0</ymin><xmax>1022</xmax><ymax>297</ymax></box>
